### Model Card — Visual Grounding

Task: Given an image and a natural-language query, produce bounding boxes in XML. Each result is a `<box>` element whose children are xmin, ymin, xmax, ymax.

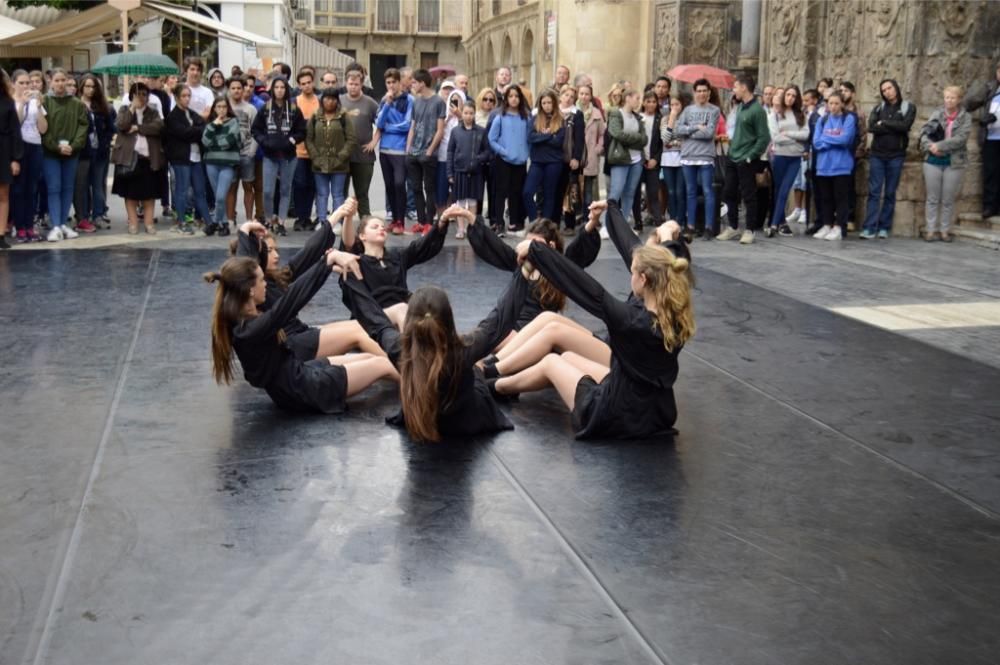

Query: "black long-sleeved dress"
<box><xmin>235</xmin><ymin>220</ymin><xmax>336</xmax><ymax>361</ymax></box>
<box><xmin>341</xmin><ymin>272</ymin><xmax>529</xmax><ymax>438</ymax></box>
<box><xmin>525</xmin><ymin>202</ymin><xmax>690</xmax><ymax>439</ymax></box>
<box><xmin>231</xmin><ymin>259</ymin><xmax>348</xmax><ymax>414</ymax></box>
<box><xmin>466</xmin><ymin>217</ymin><xmax>601</xmax><ymax>329</ymax></box>
<box><xmin>342</xmin><ymin>221</ymin><xmax>447</xmax><ymax>309</ymax></box>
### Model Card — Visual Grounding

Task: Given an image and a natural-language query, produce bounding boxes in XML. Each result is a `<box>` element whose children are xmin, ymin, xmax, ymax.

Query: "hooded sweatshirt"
<box><xmin>250</xmin><ymin>77</ymin><xmax>306</xmax><ymax>160</ymax></box>
<box><xmin>868</xmin><ymin>79</ymin><xmax>916</xmax><ymax>159</ymax></box>
<box><xmin>812</xmin><ymin>112</ymin><xmax>857</xmax><ymax>177</ymax></box>
<box><xmin>375</xmin><ymin>92</ymin><xmax>413</xmax><ymax>154</ymax></box>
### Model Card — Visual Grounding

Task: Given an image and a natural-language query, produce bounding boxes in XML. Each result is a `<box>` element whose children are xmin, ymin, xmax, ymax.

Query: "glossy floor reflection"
<box><xmin>1</xmin><ymin>246</ymin><xmax>999</xmax><ymax>665</ymax></box>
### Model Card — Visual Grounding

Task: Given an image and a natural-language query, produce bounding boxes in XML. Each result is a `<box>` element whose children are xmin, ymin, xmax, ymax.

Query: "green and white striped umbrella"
<box><xmin>92</xmin><ymin>52</ymin><xmax>179</xmax><ymax>77</ymax></box>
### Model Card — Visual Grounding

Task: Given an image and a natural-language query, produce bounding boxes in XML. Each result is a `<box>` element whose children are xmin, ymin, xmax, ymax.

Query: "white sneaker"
<box><xmin>825</xmin><ymin>226</ymin><xmax>843</xmax><ymax>241</ymax></box>
<box><xmin>62</xmin><ymin>225</ymin><xmax>79</xmax><ymax>240</ymax></box>
<box><xmin>46</xmin><ymin>227</ymin><xmax>64</xmax><ymax>242</ymax></box>
<box><xmin>716</xmin><ymin>227</ymin><xmax>740</xmax><ymax>241</ymax></box>
<box><xmin>739</xmin><ymin>229</ymin><xmax>756</xmax><ymax>245</ymax></box>
<box><xmin>599</xmin><ymin>227</ymin><xmax>609</xmax><ymax>240</ymax></box>
<box><xmin>509</xmin><ymin>228</ymin><xmax>527</xmax><ymax>238</ymax></box>
<box><xmin>785</xmin><ymin>209</ymin><xmax>802</xmax><ymax>224</ymax></box>
<box><xmin>813</xmin><ymin>225</ymin><xmax>833</xmax><ymax>239</ymax></box>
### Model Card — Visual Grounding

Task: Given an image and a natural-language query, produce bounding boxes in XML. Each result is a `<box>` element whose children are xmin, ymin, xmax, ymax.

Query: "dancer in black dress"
<box><xmin>340</xmin><ymin>269</ymin><xmax>529</xmax><ymax>443</ymax></box>
<box><xmin>234</xmin><ymin>198</ymin><xmax>384</xmax><ymax>361</ymax></box>
<box><xmin>339</xmin><ymin>204</ymin><xmax>453</xmax><ymax>328</ymax></box>
<box><xmin>492</xmin><ymin>200</ymin><xmax>695</xmax><ymax>439</ymax></box>
<box><xmin>205</xmin><ymin>251</ymin><xmax>398</xmax><ymax>414</ymax></box>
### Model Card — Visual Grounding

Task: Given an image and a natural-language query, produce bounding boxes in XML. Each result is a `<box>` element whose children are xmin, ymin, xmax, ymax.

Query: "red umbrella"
<box><xmin>667</xmin><ymin>64</ymin><xmax>734</xmax><ymax>89</ymax></box>
<box><xmin>428</xmin><ymin>65</ymin><xmax>456</xmax><ymax>77</ymax></box>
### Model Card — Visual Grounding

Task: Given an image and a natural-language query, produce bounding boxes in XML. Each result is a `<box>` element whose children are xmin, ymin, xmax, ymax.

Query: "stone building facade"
<box><xmin>465</xmin><ymin>0</ymin><xmax>1000</xmax><ymax>240</ymax></box>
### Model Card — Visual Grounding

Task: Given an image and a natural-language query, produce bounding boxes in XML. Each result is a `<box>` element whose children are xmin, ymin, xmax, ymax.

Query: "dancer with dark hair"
<box><xmin>205</xmin><ymin>246</ymin><xmax>397</xmax><ymax>414</ymax></box>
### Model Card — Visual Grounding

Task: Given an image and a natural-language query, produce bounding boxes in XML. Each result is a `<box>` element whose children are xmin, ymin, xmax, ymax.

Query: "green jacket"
<box><xmin>201</xmin><ymin>118</ymin><xmax>241</xmax><ymax>165</ymax></box>
<box><xmin>729</xmin><ymin>97</ymin><xmax>770</xmax><ymax>162</ymax></box>
<box><xmin>41</xmin><ymin>94</ymin><xmax>89</xmax><ymax>158</ymax></box>
<box><xmin>306</xmin><ymin>110</ymin><xmax>357</xmax><ymax>173</ymax></box>
<box><xmin>606</xmin><ymin>108</ymin><xmax>647</xmax><ymax>165</ymax></box>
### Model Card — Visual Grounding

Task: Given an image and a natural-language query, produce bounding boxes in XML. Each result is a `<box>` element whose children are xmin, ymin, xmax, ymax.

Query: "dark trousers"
<box><xmin>523</xmin><ymin>160</ymin><xmax>564</xmax><ymax>221</ymax></box>
<box><xmin>12</xmin><ymin>143</ymin><xmax>43</xmax><ymax>231</ymax></box>
<box><xmin>492</xmin><ymin>159</ymin><xmax>527</xmax><ymax>230</ymax></box>
<box><xmin>816</xmin><ymin>174</ymin><xmax>850</xmax><ymax>232</ymax></box>
<box><xmin>723</xmin><ymin>157</ymin><xmax>764</xmax><ymax>231</ymax></box>
<box><xmin>983</xmin><ymin>139</ymin><xmax>1000</xmax><ymax>213</ymax></box>
<box><xmin>379</xmin><ymin>153</ymin><xmax>408</xmax><ymax>223</ymax></box>
<box><xmin>554</xmin><ymin>166</ymin><xmax>580</xmax><ymax>230</ymax></box>
<box><xmin>72</xmin><ymin>157</ymin><xmax>92</xmax><ymax>221</ymax></box>
<box><xmin>632</xmin><ymin>165</ymin><xmax>663</xmax><ymax>226</ymax></box>
<box><xmin>344</xmin><ymin>161</ymin><xmax>375</xmax><ymax>218</ymax></box>
<box><xmin>293</xmin><ymin>158</ymin><xmax>316</xmax><ymax>221</ymax></box>
<box><xmin>406</xmin><ymin>155</ymin><xmax>437</xmax><ymax>223</ymax></box>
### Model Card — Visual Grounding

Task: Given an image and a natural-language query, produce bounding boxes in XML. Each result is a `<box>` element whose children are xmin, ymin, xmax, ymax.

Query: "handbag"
<box><xmin>115</xmin><ymin>150</ymin><xmax>137</xmax><ymax>177</ymax></box>
<box><xmin>755</xmin><ymin>165</ymin><xmax>772</xmax><ymax>189</ymax></box>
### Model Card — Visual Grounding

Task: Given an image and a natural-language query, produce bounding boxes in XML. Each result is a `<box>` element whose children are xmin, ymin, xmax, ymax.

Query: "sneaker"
<box><xmin>510</xmin><ymin>227</ymin><xmax>527</xmax><ymax>238</ymax></box>
<box><xmin>15</xmin><ymin>229</ymin><xmax>29</xmax><ymax>244</ymax></box>
<box><xmin>76</xmin><ymin>220</ymin><xmax>97</xmax><ymax>233</ymax></box>
<box><xmin>27</xmin><ymin>229</ymin><xmax>42</xmax><ymax>242</ymax></box>
<box><xmin>682</xmin><ymin>227</ymin><xmax>695</xmax><ymax>243</ymax></box>
<box><xmin>778</xmin><ymin>224</ymin><xmax>794</xmax><ymax>237</ymax></box>
<box><xmin>181</xmin><ymin>222</ymin><xmax>195</xmax><ymax>235</ymax></box>
<box><xmin>218</xmin><ymin>222</ymin><xmax>231</xmax><ymax>237</ymax></box>
<box><xmin>699</xmin><ymin>229</ymin><xmax>714</xmax><ymax>240</ymax></box>
<box><xmin>183</xmin><ymin>213</ymin><xmax>194</xmax><ymax>224</ymax></box>
<box><xmin>716</xmin><ymin>227</ymin><xmax>740</xmax><ymax>241</ymax></box>
<box><xmin>825</xmin><ymin>226</ymin><xmax>843</xmax><ymax>241</ymax></box>
<box><xmin>859</xmin><ymin>229</ymin><xmax>876</xmax><ymax>240</ymax></box>
<box><xmin>419</xmin><ymin>223</ymin><xmax>432</xmax><ymax>236</ymax></box>
<box><xmin>739</xmin><ymin>229</ymin><xmax>756</xmax><ymax>245</ymax></box>
<box><xmin>812</xmin><ymin>225</ymin><xmax>833</xmax><ymax>239</ymax></box>
<box><xmin>276</xmin><ymin>222</ymin><xmax>287</xmax><ymax>237</ymax></box>
<box><xmin>62</xmin><ymin>225</ymin><xmax>79</xmax><ymax>239</ymax></box>
<box><xmin>877</xmin><ymin>230</ymin><xmax>889</xmax><ymax>239</ymax></box>
<box><xmin>598</xmin><ymin>227</ymin><xmax>609</xmax><ymax>240</ymax></box>
<box><xmin>204</xmin><ymin>222</ymin><xmax>217</xmax><ymax>236</ymax></box>
<box><xmin>390</xmin><ymin>221</ymin><xmax>404</xmax><ymax>235</ymax></box>
<box><xmin>496</xmin><ymin>226</ymin><xmax>506</xmax><ymax>238</ymax></box>
<box><xmin>785</xmin><ymin>209</ymin><xmax>803</xmax><ymax>224</ymax></box>
<box><xmin>407</xmin><ymin>222</ymin><xmax>423</xmax><ymax>235</ymax></box>
<box><xmin>47</xmin><ymin>227</ymin><xmax>64</xmax><ymax>242</ymax></box>
<box><xmin>763</xmin><ymin>226</ymin><xmax>775</xmax><ymax>238</ymax></box>
<box><xmin>96</xmin><ymin>215</ymin><xmax>111</xmax><ymax>229</ymax></box>
<box><xmin>0</xmin><ymin>236</ymin><xmax>9</xmax><ymax>250</ymax></box>
<box><xmin>405</xmin><ymin>210</ymin><xmax>418</xmax><ymax>222</ymax></box>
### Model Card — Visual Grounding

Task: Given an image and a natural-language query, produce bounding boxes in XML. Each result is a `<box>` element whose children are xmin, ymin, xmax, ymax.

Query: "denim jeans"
<box><xmin>661</xmin><ymin>166</ymin><xmax>687</xmax><ymax>226</ymax></box>
<box><xmin>682</xmin><ymin>164</ymin><xmax>715</xmax><ymax>232</ymax></box>
<box><xmin>89</xmin><ymin>153</ymin><xmax>110</xmax><ymax>218</ymax></box>
<box><xmin>262</xmin><ymin>157</ymin><xmax>295</xmax><ymax>220</ymax></box>
<box><xmin>608</xmin><ymin>162</ymin><xmax>643</xmax><ymax>223</ymax></box>
<box><xmin>42</xmin><ymin>155</ymin><xmax>79</xmax><ymax>228</ymax></box>
<box><xmin>172</xmin><ymin>162</ymin><xmax>213</xmax><ymax>224</ymax></box>
<box><xmin>293</xmin><ymin>157</ymin><xmax>316</xmax><ymax>221</ymax></box>
<box><xmin>863</xmin><ymin>155</ymin><xmax>904</xmax><ymax>233</ymax></box>
<box><xmin>12</xmin><ymin>143</ymin><xmax>43</xmax><ymax>232</ymax></box>
<box><xmin>523</xmin><ymin>160</ymin><xmax>564</xmax><ymax>221</ymax></box>
<box><xmin>314</xmin><ymin>172</ymin><xmax>347</xmax><ymax>221</ymax></box>
<box><xmin>205</xmin><ymin>163</ymin><xmax>237</xmax><ymax>226</ymax></box>
<box><xmin>770</xmin><ymin>155</ymin><xmax>801</xmax><ymax>228</ymax></box>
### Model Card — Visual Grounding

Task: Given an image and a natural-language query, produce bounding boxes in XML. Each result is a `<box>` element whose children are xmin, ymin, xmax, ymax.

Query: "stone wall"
<box><xmin>759</xmin><ymin>0</ymin><xmax>1000</xmax><ymax>235</ymax></box>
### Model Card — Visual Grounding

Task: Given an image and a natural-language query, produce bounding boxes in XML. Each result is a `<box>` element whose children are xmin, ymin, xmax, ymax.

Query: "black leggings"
<box><xmin>491</xmin><ymin>159</ymin><xmax>527</xmax><ymax>230</ymax></box>
<box><xmin>632</xmin><ymin>165</ymin><xmax>663</xmax><ymax>225</ymax></box>
<box><xmin>816</xmin><ymin>174</ymin><xmax>850</xmax><ymax>231</ymax></box>
<box><xmin>379</xmin><ymin>153</ymin><xmax>408</xmax><ymax>224</ymax></box>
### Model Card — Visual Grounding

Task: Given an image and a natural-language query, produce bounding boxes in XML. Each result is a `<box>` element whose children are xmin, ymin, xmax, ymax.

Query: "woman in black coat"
<box><xmin>0</xmin><ymin>70</ymin><xmax>24</xmax><ymax>250</ymax></box>
<box><xmin>446</xmin><ymin>101</ymin><xmax>491</xmax><ymax>238</ymax></box>
<box><xmin>163</xmin><ymin>83</ymin><xmax>213</xmax><ymax>234</ymax></box>
<box><xmin>632</xmin><ymin>90</ymin><xmax>664</xmax><ymax>230</ymax></box>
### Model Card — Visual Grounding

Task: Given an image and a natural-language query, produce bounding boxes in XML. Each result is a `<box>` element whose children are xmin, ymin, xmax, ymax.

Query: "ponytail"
<box><xmin>204</xmin><ymin>257</ymin><xmax>260</xmax><ymax>385</ymax></box>
<box><xmin>632</xmin><ymin>245</ymin><xmax>695</xmax><ymax>352</ymax></box>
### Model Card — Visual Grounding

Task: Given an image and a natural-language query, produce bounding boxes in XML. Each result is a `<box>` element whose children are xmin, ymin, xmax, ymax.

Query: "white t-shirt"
<box><xmin>19</xmin><ymin>98</ymin><xmax>44</xmax><ymax>144</ymax></box>
<box><xmin>622</xmin><ymin>112</ymin><xmax>643</xmax><ymax>164</ymax></box>
<box><xmin>188</xmin><ymin>84</ymin><xmax>215</xmax><ymax>116</ymax></box>
<box><xmin>988</xmin><ymin>92</ymin><xmax>1000</xmax><ymax>141</ymax></box>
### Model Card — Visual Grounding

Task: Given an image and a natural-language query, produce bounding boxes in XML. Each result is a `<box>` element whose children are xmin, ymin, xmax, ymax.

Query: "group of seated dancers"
<box><xmin>204</xmin><ymin>194</ymin><xmax>696</xmax><ymax>442</ymax></box>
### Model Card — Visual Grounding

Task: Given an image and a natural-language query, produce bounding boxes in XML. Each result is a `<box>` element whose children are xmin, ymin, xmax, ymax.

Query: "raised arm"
<box><xmin>523</xmin><ymin>241</ymin><xmax>632</xmax><ymax>333</ymax></box>
<box><xmin>238</xmin><ymin>259</ymin><xmax>332</xmax><ymax>341</ymax></box>
<box><xmin>285</xmin><ymin>215</ymin><xmax>335</xmax><ymax>277</ymax></box>
<box><xmin>563</xmin><ymin>223</ymin><xmax>601</xmax><ymax>268</ymax></box>
<box><xmin>466</xmin><ymin>213</ymin><xmax>517</xmax><ymax>271</ymax></box>
<box><xmin>602</xmin><ymin>199</ymin><xmax>641</xmax><ymax>268</ymax></box>
<box><xmin>401</xmin><ymin>219</ymin><xmax>447</xmax><ymax>269</ymax></box>
<box><xmin>235</xmin><ymin>228</ymin><xmax>268</xmax><ymax>269</ymax></box>
<box><xmin>463</xmin><ymin>271</ymin><xmax>529</xmax><ymax>363</ymax></box>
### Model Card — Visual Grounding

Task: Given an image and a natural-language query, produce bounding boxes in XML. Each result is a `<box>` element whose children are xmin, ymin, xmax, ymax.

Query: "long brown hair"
<box><xmin>203</xmin><ymin>257</ymin><xmax>260</xmax><ymax>384</ymax></box>
<box><xmin>228</xmin><ymin>233</ymin><xmax>293</xmax><ymax>289</ymax></box>
<box><xmin>525</xmin><ymin>219</ymin><xmax>566</xmax><ymax>312</ymax></box>
<box><xmin>398</xmin><ymin>287</ymin><xmax>466</xmax><ymax>443</ymax></box>
<box><xmin>533</xmin><ymin>89</ymin><xmax>563</xmax><ymax>133</ymax></box>
<box><xmin>632</xmin><ymin>245</ymin><xmax>695</xmax><ymax>352</ymax></box>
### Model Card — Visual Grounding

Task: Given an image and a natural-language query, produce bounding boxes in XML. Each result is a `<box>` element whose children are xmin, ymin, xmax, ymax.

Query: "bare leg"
<box><xmin>328</xmin><ymin>352</ymin><xmax>373</xmax><ymax>364</ymax></box>
<box><xmin>492</xmin><ymin>330</ymin><xmax>516</xmax><ymax>353</ymax></box>
<box><xmin>384</xmin><ymin>302</ymin><xmax>408</xmax><ymax>330</ymax></box>
<box><xmin>316</xmin><ymin>320</ymin><xmax>386</xmax><ymax>358</ymax></box>
<box><xmin>496</xmin><ymin>311</ymin><xmax>592</xmax><ymax>361</ymax></box>
<box><xmin>342</xmin><ymin>356</ymin><xmax>400</xmax><ymax>396</ymax></box>
<box><xmin>243</xmin><ymin>181</ymin><xmax>256</xmax><ymax>221</ymax></box>
<box><xmin>495</xmin><ymin>353</ymin><xmax>586</xmax><ymax>410</ymax></box>
<box><xmin>793</xmin><ymin>189</ymin><xmax>804</xmax><ymax>209</ymax></box>
<box><xmin>495</xmin><ymin>320</ymin><xmax>610</xmax><ymax>376</ymax></box>
<box><xmin>560</xmin><ymin>351</ymin><xmax>610</xmax><ymax>383</ymax></box>
<box><xmin>125</xmin><ymin>198</ymin><xmax>140</xmax><ymax>232</ymax></box>
<box><xmin>141</xmin><ymin>198</ymin><xmax>156</xmax><ymax>232</ymax></box>
<box><xmin>0</xmin><ymin>183</ymin><xmax>9</xmax><ymax>236</ymax></box>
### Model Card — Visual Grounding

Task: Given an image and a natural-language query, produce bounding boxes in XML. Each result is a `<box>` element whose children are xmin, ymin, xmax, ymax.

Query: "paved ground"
<box><xmin>2</xmin><ymin>170</ymin><xmax>999</xmax><ymax>665</ymax></box>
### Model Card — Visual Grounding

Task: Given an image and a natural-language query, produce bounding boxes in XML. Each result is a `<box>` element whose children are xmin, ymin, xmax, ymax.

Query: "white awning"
<box><xmin>0</xmin><ymin>0</ymin><xmax>282</xmax><ymax>55</ymax></box>
<box><xmin>294</xmin><ymin>31</ymin><xmax>354</xmax><ymax>74</ymax></box>
<box><xmin>0</xmin><ymin>15</ymin><xmax>34</xmax><ymax>41</ymax></box>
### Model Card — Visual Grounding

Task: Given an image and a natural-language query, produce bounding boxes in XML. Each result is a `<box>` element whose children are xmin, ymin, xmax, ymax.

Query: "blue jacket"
<box><xmin>528</xmin><ymin>122</ymin><xmax>566</xmax><ymax>164</ymax></box>
<box><xmin>488</xmin><ymin>112</ymin><xmax>531</xmax><ymax>165</ymax></box>
<box><xmin>812</xmin><ymin>112</ymin><xmax>856</xmax><ymax>177</ymax></box>
<box><xmin>375</xmin><ymin>94</ymin><xmax>413</xmax><ymax>153</ymax></box>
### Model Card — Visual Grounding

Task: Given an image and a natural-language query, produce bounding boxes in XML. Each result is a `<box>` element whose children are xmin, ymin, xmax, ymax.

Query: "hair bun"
<box><xmin>202</xmin><ymin>271</ymin><xmax>222</xmax><ymax>284</ymax></box>
<box><xmin>670</xmin><ymin>257</ymin><xmax>689</xmax><ymax>273</ymax></box>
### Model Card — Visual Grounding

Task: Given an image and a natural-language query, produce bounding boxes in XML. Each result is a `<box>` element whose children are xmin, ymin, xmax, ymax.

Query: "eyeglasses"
<box><xmin>483</xmin><ymin>97</ymin><xmax>496</xmax><ymax>103</ymax></box>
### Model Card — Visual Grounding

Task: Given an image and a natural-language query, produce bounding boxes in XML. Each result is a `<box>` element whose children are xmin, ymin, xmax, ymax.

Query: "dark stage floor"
<box><xmin>2</xmin><ymin>245</ymin><xmax>999</xmax><ymax>665</ymax></box>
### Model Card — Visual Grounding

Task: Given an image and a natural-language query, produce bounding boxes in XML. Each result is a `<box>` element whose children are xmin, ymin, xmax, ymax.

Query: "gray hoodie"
<box><xmin>672</xmin><ymin>103</ymin><xmax>721</xmax><ymax>162</ymax></box>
